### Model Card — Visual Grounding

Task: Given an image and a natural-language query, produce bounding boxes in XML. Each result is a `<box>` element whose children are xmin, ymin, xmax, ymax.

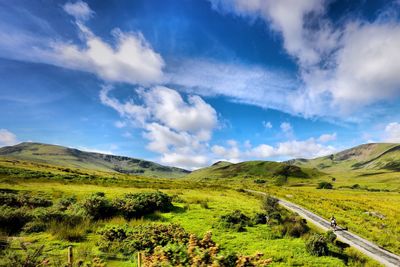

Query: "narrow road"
<box><xmin>244</xmin><ymin>189</ymin><xmax>400</xmax><ymax>267</ymax></box>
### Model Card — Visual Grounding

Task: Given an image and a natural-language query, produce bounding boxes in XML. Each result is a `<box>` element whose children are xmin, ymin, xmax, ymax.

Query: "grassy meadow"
<box><xmin>0</xmin><ymin>158</ymin><xmax>382</xmax><ymax>266</ymax></box>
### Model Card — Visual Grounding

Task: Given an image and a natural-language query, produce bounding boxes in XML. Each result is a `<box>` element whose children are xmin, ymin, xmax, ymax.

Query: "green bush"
<box><xmin>325</xmin><ymin>230</ymin><xmax>337</xmax><ymax>243</ymax></box>
<box><xmin>113</xmin><ymin>191</ymin><xmax>173</xmax><ymax>219</ymax></box>
<box><xmin>98</xmin><ymin>223</ymin><xmax>188</xmax><ymax>255</ymax></box>
<box><xmin>0</xmin><ymin>192</ymin><xmax>52</xmax><ymax>208</ymax></box>
<box><xmin>261</xmin><ymin>195</ymin><xmax>279</xmax><ymax>214</ymax></box>
<box><xmin>82</xmin><ymin>193</ymin><xmax>114</xmax><ymax>220</ymax></box>
<box><xmin>306</xmin><ymin>234</ymin><xmax>329</xmax><ymax>256</ymax></box>
<box><xmin>254</xmin><ymin>179</ymin><xmax>266</xmax><ymax>184</ymax></box>
<box><xmin>56</xmin><ymin>195</ymin><xmax>77</xmax><ymax>211</ymax></box>
<box><xmin>316</xmin><ymin>181</ymin><xmax>333</xmax><ymax>189</ymax></box>
<box><xmin>252</xmin><ymin>213</ymin><xmax>268</xmax><ymax>224</ymax></box>
<box><xmin>0</xmin><ymin>206</ymin><xmax>32</xmax><ymax>234</ymax></box>
<box><xmin>219</xmin><ymin>210</ymin><xmax>251</xmax><ymax>232</ymax></box>
<box><xmin>22</xmin><ymin>221</ymin><xmax>47</xmax><ymax>233</ymax></box>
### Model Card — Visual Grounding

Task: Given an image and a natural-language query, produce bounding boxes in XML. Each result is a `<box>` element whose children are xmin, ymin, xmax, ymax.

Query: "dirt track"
<box><xmin>244</xmin><ymin>189</ymin><xmax>400</xmax><ymax>267</ymax></box>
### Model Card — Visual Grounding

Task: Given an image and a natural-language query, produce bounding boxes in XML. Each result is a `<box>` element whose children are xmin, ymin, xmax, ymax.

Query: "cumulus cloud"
<box><xmin>211</xmin><ymin>140</ymin><xmax>241</xmax><ymax>162</ymax></box>
<box><xmin>209</xmin><ymin>0</ymin><xmax>400</xmax><ymax>118</ymax></box>
<box><xmin>280</xmin><ymin>122</ymin><xmax>294</xmax><ymax>138</ymax></box>
<box><xmin>383</xmin><ymin>122</ymin><xmax>400</xmax><ymax>143</ymax></box>
<box><xmin>100</xmin><ymin>86</ymin><xmax>218</xmax><ymax>169</ymax></box>
<box><xmin>247</xmin><ymin>138</ymin><xmax>336</xmax><ymax>159</ymax></box>
<box><xmin>0</xmin><ymin>129</ymin><xmax>18</xmax><ymax>147</ymax></box>
<box><xmin>63</xmin><ymin>1</ymin><xmax>94</xmax><ymax>21</ymax></box>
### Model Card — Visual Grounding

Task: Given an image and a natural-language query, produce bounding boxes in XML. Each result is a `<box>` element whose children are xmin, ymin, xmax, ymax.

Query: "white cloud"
<box><xmin>78</xmin><ymin>146</ymin><xmax>114</xmax><ymax>155</ymax></box>
<box><xmin>211</xmin><ymin>140</ymin><xmax>240</xmax><ymax>161</ymax></box>
<box><xmin>209</xmin><ymin>0</ymin><xmax>400</xmax><ymax>118</ymax></box>
<box><xmin>100</xmin><ymin>86</ymin><xmax>218</xmax><ymax>169</ymax></box>
<box><xmin>0</xmin><ymin>129</ymin><xmax>18</xmax><ymax>147</ymax></box>
<box><xmin>63</xmin><ymin>1</ymin><xmax>94</xmax><ymax>21</ymax></box>
<box><xmin>383</xmin><ymin>122</ymin><xmax>400</xmax><ymax>143</ymax></box>
<box><xmin>247</xmin><ymin>138</ymin><xmax>336</xmax><ymax>159</ymax></box>
<box><xmin>168</xmin><ymin>59</ymin><xmax>298</xmax><ymax>114</ymax></box>
<box><xmin>0</xmin><ymin>1</ymin><xmax>164</xmax><ymax>86</ymax></box>
<box><xmin>263</xmin><ymin>121</ymin><xmax>272</xmax><ymax>129</ymax></box>
<box><xmin>280</xmin><ymin>122</ymin><xmax>294</xmax><ymax>138</ymax></box>
<box><xmin>318</xmin><ymin>133</ymin><xmax>336</xmax><ymax>143</ymax></box>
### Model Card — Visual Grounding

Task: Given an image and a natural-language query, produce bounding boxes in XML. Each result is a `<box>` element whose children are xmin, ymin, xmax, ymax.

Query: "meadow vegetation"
<box><xmin>0</xmin><ymin>154</ymin><xmax>389</xmax><ymax>266</ymax></box>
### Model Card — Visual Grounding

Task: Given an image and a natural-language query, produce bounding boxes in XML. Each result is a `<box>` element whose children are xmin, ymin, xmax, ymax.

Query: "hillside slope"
<box><xmin>0</xmin><ymin>142</ymin><xmax>189</xmax><ymax>178</ymax></box>
<box><xmin>289</xmin><ymin>143</ymin><xmax>400</xmax><ymax>173</ymax></box>
<box><xmin>186</xmin><ymin>160</ymin><xmax>322</xmax><ymax>182</ymax></box>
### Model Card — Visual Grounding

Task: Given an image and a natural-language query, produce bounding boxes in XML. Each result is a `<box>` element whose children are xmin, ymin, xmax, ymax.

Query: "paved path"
<box><xmin>244</xmin><ymin>189</ymin><xmax>400</xmax><ymax>267</ymax></box>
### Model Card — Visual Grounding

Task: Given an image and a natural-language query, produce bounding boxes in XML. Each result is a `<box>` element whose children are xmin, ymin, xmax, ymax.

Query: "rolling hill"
<box><xmin>0</xmin><ymin>142</ymin><xmax>189</xmax><ymax>178</ymax></box>
<box><xmin>288</xmin><ymin>143</ymin><xmax>400</xmax><ymax>173</ymax></box>
<box><xmin>186</xmin><ymin>160</ymin><xmax>323</xmax><ymax>182</ymax></box>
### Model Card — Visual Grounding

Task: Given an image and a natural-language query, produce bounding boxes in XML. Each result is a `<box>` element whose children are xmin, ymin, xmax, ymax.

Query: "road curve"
<box><xmin>244</xmin><ymin>189</ymin><xmax>400</xmax><ymax>267</ymax></box>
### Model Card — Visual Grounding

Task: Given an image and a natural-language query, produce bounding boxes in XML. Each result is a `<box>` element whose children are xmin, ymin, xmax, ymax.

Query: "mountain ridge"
<box><xmin>0</xmin><ymin>142</ymin><xmax>190</xmax><ymax>178</ymax></box>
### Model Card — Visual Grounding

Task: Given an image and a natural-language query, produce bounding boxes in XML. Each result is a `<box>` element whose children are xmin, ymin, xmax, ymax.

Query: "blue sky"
<box><xmin>1</xmin><ymin>0</ymin><xmax>400</xmax><ymax>169</ymax></box>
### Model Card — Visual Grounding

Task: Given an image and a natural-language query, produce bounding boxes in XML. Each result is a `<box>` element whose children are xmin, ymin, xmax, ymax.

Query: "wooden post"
<box><xmin>68</xmin><ymin>246</ymin><xmax>73</xmax><ymax>267</ymax></box>
<box><xmin>137</xmin><ymin>251</ymin><xmax>142</xmax><ymax>267</ymax></box>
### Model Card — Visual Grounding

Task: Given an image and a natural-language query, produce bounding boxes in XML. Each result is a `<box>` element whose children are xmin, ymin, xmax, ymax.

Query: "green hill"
<box><xmin>186</xmin><ymin>160</ymin><xmax>323</xmax><ymax>182</ymax></box>
<box><xmin>0</xmin><ymin>142</ymin><xmax>189</xmax><ymax>178</ymax></box>
<box><xmin>288</xmin><ymin>143</ymin><xmax>400</xmax><ymax>173</ymax></box>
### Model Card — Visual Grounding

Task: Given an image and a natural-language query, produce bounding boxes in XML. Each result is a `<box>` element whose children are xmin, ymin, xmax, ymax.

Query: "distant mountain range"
<box><xmin>0</xmin><ymin>142</ymin><xmax>190</xmax><ymax>178</ymax></box>
<box><xmin>1</xmin><ymin>142</ymin><xmax>399</xmax><ymax>180</ymax></box>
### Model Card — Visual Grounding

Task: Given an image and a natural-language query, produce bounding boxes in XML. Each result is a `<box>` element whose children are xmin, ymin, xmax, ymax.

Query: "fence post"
<box><xmin>137</xmin><ymin>251</ymin><xmax>142</xmax><ymax>267</ymax></box>
<box><xmin>68</xmin><ymin>246</ymin><xmax>73</xmax><ymax>267</ymax></box>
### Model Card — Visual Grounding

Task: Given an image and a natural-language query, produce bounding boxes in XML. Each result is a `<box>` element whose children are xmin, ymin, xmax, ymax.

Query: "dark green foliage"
<box><xmin>253</xmin><ymin>179</ymin><xmax>266</xmax><ymax>184</ymax></box>
<box><xmin>316</xmin><ymin>181</ymin><xmax>333</xmax><ymax>189</ymax></box>
<box><xmin>113</xmin><ymin>191</ymin><xmax>173</xmax><ymax>219</ymax></box>
<box><xmin>98</xmin><ymin>223</ymin><xmax>189</xmax><ymax>255</ymax></box>
<box><xmin>325</xmin><ymin>230</ymin><xmax>337</xmax><ymax>243</ymax></box>
<box><xmin>273</xmin><ymin>165</ymin><xmax>308</xmax><ymax>178</ymax></box>
<box><xmin>281</xmin><ymin>215</ymin><xmax>309</xmax><ymax>237</ymax></box>
<box><xmin>350</xmin><ymin>184</ymin><xmax>360</xmax><ymax>189</ymax></box>
<box><xmin>306</xmin><ymin>234</ymin><xmax>329</xmax><ymax>256</ymax></box>
<box><xmin>56</xmin><ymin>195</ymin><xmax>77</xmax><ymax>211</ymax></box>
<box><xmin>0</xmin><ymin>192</ymin><xmax>52</xmax><ymax>208</ymax></box>
<box><xmin>1</xmin><ymin>243</ymin><xmax>45</xmax><ymax>267</ymax></box>
<box><xmin>0</xmin><ymin>206</ymin><xmax>32</xmax><ymax>234</ymax></box>
<box><xmin>22</xmin><ymin>221</ymin><xmax>47</xmax><ymax>233</ymax></box>
<box><xmin>219</xmin><ymin>210</ymin><xmax>251</xmax><ymax>232</ymax></box>
<box><xmin>82</xmin><ymin>193</ymin><xmax>114</xmax><ymax>220</ymax></box>
<box><xmin>261</xmin><ymin>195</ymin><xmax>279</xmax><ymax>214</ymax></box>
<box><xmin>252</xmin><ymin>213</ymin><xmax>268</xmax><ymax>224</ymax></box>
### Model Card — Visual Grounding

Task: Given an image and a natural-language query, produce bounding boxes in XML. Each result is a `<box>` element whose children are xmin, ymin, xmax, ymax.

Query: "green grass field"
<box><xmin>0</xmin><ymin>159</ymin><xmax>381</xmax><ymax>266</ymax></box>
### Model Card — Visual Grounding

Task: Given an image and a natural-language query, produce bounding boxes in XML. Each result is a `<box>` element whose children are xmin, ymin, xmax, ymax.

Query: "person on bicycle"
<box><xmin>330</xmin><ymin>215</ymin><xmax>337</xmax><ymax>230</ymax></box>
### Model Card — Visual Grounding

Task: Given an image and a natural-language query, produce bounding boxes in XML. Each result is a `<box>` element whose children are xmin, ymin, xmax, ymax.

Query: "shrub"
<box><xmin>0</xmin><ymin>206</ymin><xmax>32</xmax><ymax>234</ymax></box>
<box><xmin>82</xmin><ymin>193</ymin><xmax>114</xmax><ymax>220</ymax></box>
<box><xmin>49</xmin><ymin>221</ymin><xmax>88</xmax><ymax>242</ymax></box>
<box><xmin>261</xmin><ymin>196</ymin><xmax>279</xmax><ymax>214</ymax></box>
<box><xmin>252</xmin><ymin>213</ymin><xmax>268</xmax><ymax>225</ymax></box>
<box><xmin>254</xmin><ymin>179</ymin><xmax>266</xmax><ymax>184</ymax></box>
<box><xmin>22</xmin><ymin>221</ymin><xmax>47</xmax><ymax>233</ymax></box>
<box><xmin>113</xmin><ymin>191</ymin><xmax>173</xmax><ymax>219</ymax></box>
<box><xmin>306</xmin><ymin>234</ymin><xmax>329</xmax><ymax>256</ymax></box>
<box><xmin>325</xmin><ymin>230</ymin><xmax>337</xmax><ymax>243</ymax></box>
<box><xmin>350</xmin><ymin>184</ymin><xmax>360</xmax><ymax>189</ymax></box>
<box><xmin>316</xmin><ymin>181</ymin><xmax>333</xmax><ymax>189</ymax></box>
<box><xmin>0</xmin><ymin>243</ymin><xmax>45</xmax><ymax>267</ymax></box>
<box><xmin>57</xmin><ymin>195</ymin><xmax>77</xmax><ymax>211</ymax></box>
<box><xmin>281</xmin><ymin>215</ymin><xmax>309</xmax><ymax>237</ymax></box>
<box><xmin>219</xmin><ymin>210</ymin><xmax>251</xmax><ymax>232</ymax></box>
<box><xmin>0</xmin><ymin>192</ymin><xmax>52</xmax><ymax>208</ymax></box>
<box><xmin>98</xmin><ymin>223</ymin><xmax>189</xmax><ymax>255</ymax></box>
